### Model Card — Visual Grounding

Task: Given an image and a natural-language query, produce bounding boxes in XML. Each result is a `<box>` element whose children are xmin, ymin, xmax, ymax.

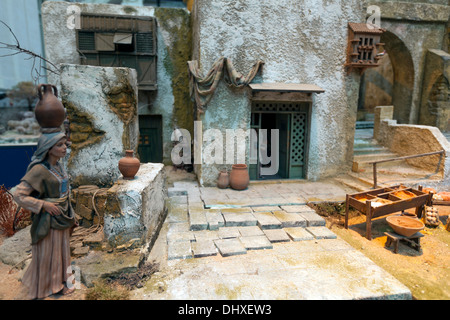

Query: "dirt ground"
<box><xmin>0</xmin><ymin>168</ymin><xmax>448</xmax><ymax>300</ymax></box>
<box><xmin>323</xmin><ymin>205</ymin><xmax>450</xmax><ymax>300</ymax></box>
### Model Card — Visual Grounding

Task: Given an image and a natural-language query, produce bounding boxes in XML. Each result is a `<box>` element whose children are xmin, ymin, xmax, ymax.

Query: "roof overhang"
<box><xmin>249</xmin><ymin>83</ymin><xmax>325</xmax><ymax>93</ymax></box>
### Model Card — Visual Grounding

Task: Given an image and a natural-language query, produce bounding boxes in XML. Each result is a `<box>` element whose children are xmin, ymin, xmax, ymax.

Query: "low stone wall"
<box><xmin>71</xmin><ymin>163</ymin><xmax>167</xmax><ymax>251</ymax></box>
<box><xmin>375</xmin><ymin>106</ymin><xmax>450</xmax><ymax>184</ymax></box>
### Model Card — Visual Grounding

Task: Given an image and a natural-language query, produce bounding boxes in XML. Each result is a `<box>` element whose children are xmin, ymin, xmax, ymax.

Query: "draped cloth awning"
<box><xmin>188</xmin><ymin>57</ymin><xmax>264</xmax><ymax>114</ymax></box>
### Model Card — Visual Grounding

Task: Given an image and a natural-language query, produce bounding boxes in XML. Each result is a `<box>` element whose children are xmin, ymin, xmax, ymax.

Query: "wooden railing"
<box><xmin>368</xmin><ymin>150</ymin><xmax>445</xmax><ymax>188</ymax></box>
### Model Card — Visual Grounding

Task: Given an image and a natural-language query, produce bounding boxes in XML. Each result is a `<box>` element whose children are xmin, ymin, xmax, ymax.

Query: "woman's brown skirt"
<box><xmin>22</xmin><ymin>228</ymin><xmax>71</xmax><ymax>299</ymax></box>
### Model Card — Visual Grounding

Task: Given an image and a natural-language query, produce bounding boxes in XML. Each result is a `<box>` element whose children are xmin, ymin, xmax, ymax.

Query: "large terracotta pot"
<box><xmin>34</xmin><ymin>84</ymin><xmax>66</xmax><ymax>128</ymax></box>
<box><xmin>118</xmin><ymin>150</ymin><xmax>140</xmax><ymax>180</ymax></box>
<box><xmin>217</xmin><ymin>170</ymin><xmax>229</xmax><ymax>189</ymax></box>
<box><xmin>229</xmin><ymin>164</ymin><xmax>249</xmax><ymax>190</ymax></box>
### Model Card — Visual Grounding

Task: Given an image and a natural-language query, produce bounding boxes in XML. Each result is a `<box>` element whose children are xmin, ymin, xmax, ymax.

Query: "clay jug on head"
<box><xmin>34</xmin><ymin>84</ymin><xmax>66</xmax><ymax>129</ymax></box>
<box><xmin>217</xmin><ymin>170</ymin><xmax>229</xmax><ymax>189</ymax></box>
<box><xmin>229</xmin><ymin>164</ymin><xmax>249</xmax><ymax>190</ymax></box>
<box><xmin>118</xmin><ymin>150</ymin><xmax>141</xmax><ymax>180</ymax></box>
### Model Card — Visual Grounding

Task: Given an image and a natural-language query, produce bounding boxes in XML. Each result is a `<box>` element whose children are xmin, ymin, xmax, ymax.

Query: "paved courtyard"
<box><xmin>138</xmin><ymin>180</ymin><xmax>412</xmax><ymax>300</ymax></box>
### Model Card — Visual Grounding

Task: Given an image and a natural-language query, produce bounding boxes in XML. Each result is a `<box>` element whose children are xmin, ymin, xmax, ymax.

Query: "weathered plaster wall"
<box><xmin>41</xmin><ymin>1</ymin><xmax>193</xmax><ymax>164</ymax></box>
<box><xmin>365</xmin><ymin>1</ymin><xmax>450</xmax><ymax>125</ymax></box>
<box><xmin>60</xmin><ymin>64</ymin><xmax>139</xmax><ymax>187</ymax></box>
<box><xmin>192</xmin><ymin>0</ymin><xmax>365</xmax><ymax>185</ymax></box>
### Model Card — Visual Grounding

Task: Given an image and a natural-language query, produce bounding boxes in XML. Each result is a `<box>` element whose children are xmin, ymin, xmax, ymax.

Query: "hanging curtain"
<box><xmin>188</xmin><ymin>57</ymin><xmax>264</xmax><ymax>114</ymax></box>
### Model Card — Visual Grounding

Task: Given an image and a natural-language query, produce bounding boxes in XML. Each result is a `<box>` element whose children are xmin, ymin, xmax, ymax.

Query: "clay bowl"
<box><xmin>386</xmin><ymin>216</ymin><xmax>424</xmax><ymax>237</ymax></box>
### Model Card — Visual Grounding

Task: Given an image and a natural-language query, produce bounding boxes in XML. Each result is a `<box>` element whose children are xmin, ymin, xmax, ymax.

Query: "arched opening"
<box><xmin>357</xmin><ymin>30</ymin><xmax>414</xmax><ymax>124</ymax></box>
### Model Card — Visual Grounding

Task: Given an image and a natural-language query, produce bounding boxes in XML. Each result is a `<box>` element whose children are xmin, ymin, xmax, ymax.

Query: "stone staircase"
<box><xmin>335</xmin><ymin>125</ymin><xmax>444</xmax><ymax>192</ymax></box>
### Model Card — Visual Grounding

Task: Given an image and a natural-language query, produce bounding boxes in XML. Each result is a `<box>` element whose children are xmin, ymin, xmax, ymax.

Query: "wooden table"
<box><xmin>345</xmin><ymin>185</ymin><xmax>432</xmax><ymax>240</ymax></box>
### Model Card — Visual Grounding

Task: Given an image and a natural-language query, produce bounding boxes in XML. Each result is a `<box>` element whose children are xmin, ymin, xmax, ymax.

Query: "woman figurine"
<box><xmin>13</xmin><ymin>131</ymin><xmax>77</xmax><ymax>299</ymax></box>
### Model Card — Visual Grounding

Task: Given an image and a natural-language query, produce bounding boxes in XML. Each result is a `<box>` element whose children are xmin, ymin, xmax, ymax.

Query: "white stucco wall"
<box><xmin>193</xmin><ymin>0</ymin><xmax>365</xmax><ymax>185</ymax></box>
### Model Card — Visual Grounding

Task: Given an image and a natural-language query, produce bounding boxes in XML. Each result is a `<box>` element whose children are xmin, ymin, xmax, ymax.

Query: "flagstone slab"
<box><xmin>272</xmin><ymin>211</ymin><xmax>307</xmax><ymax>228</ymax></box>
<box><xmin>167</xmin><ymin>241</ymin><xmax>192</xmax><ymax>260</ymax></box>
<box><xmin>239</xmin><ymin>235</ymin><xmax>273</xmax><ymax>250</ymax></box>
<box><xmin>192</xmin><ymin>240</ymin><xmax>218</xmax><ymax>258</ymax></box>
<box><xmin>280</xmin><ymin>205</ymin><xmax>316</xmax><ymax>213</ymax></box>
<box><xmin>218</xmin><ymin>227</ymin><xmax>241</xmax><ymax>239</ymax></box>
<box><xmin>263</xmin><ymin>229</ymin><xmax>291</xmax><ymax>243</ymax></box>
<box><xmin>214</xmin><ymin>238</ymin><xmax>247</xmax><ymax>257</ymax></box>
<box><xmin>238</xmin><ymin>226</ymin><xmax>265</xmax><ymax>237</ymax></box>
<box><xmin>306</xmin><ymin>226</ymin><xmax>337</xmax><ymax>239</ymax></box>
<box><xmin>204</xmin><ymin>209</ymin><xmax>225</xmax><ymax>230</ymax></box>
<box><xmin>166</xmin><ymin>231</ymin><xmax>195</xmax><ymax>243</ymax></box>
<box><xmin>189</xmin><ymin>211</ymin><xmax>208</xmax><ymax>231</ymax></box>
<box><xmin>284</xmin><ymin>227</ymin><xmax>315</xmax><ymax>241</ymax></box>
<box><xmin>222</xmin><ymin>212</ymin><xmax>258</xmax><ymax>227</ymax></box>
<box><xmin>252</xmin><ymin>211</ymin><xmax>283</xmax><ymax>229</ymax></box>
<box><xmin>298</xmin><ymin>211</ymin><xmax>326</xmax><ymax>226</ymax></box>
<box><xmin>251</xmin><ymin>206</ymin><xmax>280</xmax><ymax>212</ymax></box>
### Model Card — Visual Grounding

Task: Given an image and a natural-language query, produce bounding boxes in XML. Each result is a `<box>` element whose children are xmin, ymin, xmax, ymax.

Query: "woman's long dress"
<box><xmin>14</xmin><ymin>161</ymin><xmax>72</xmax><ymax>299</ymax></box>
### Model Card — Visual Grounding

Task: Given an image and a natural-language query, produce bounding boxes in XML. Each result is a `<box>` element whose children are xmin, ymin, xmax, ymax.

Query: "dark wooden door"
<box><xmin>138</xmin><ymin>115</ymin><xmax>163</xmax><ymax>163</ymax></box>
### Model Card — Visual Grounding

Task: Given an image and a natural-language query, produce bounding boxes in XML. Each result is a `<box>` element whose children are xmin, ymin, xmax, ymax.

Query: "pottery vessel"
<box><xmin>386</xmin><ymin>216</ymin><xmax>424</xmax><ymax>237</ymax></box>
<box><xmin>34</xmin><ymin>84</ymin><xmax>66</xmax><ymax>128</ymax></box>
<box><xmin>217</xmin><ymin>170</ymin><xmax>229</xmax><ymax>189</ymax></box>
<box><xmin>118</xmin><ymin>150</ymin><xmax>140</xmax><ymax>180</ymax></box>
<box><xmin>229</xmin><ymin>164</ymin><xmax>249</xmax><ymax>190</ymax></box>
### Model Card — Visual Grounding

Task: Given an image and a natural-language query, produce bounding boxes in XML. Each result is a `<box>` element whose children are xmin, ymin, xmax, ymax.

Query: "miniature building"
<box><xmin>76</xmin><ymin>13</ymin><xmax>157</xmax><ymax>91</ymax></box>
<box><xmin>346</xmin><ymin>22</ymin><xmax>385</xmax><ymax>73</ymax></box>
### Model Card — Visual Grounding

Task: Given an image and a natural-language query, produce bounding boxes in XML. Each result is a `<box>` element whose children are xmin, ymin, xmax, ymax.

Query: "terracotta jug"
<box><xmin>118</xmin><ymin>150</ymin><xmax>140</xmax><ymax>180</ymax></box>
<box><xmin>229</xmin><ymin>164</ymin><xmax>249</xmax><ymax>190</ymax></box>
<box><xmin>34</xmin><ymin>84</ymin><xmax>66</xmax><ymax>128</ymax></box>
<box><xmin>217</xmin><ymin>170</ymin><xmax>229</xmax><ymax>189</ymax></box>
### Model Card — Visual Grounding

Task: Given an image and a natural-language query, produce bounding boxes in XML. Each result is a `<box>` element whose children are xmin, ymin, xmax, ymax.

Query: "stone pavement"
<box><xmin>140</xmin><ymin>180</ymin><xmax>412</xmax><ymax>300</ymax></box>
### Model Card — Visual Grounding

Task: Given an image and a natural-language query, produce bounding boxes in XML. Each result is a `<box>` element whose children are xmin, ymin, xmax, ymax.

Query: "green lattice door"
<box><xmin>289</xmin><ymin>112</ymin><xmax>307</xmax><ymax>179</ymax></box>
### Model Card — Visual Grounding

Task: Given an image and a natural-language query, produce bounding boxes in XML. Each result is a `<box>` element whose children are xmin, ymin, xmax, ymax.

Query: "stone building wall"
<box><xmin>41</xmin><ymin>1</ymin><xmax>193</xmax><ymax>164</ymax></box>
<box><xmin>192</xmin><ymin>0</ymin><xmax>365</xmax><ymax>185</ymax></box>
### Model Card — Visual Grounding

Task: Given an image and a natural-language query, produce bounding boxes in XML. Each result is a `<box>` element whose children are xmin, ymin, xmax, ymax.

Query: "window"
<box><xmin>77</xmin><ymin>14</ymin><xmax>157</xmax><ymax>90</ymax></box>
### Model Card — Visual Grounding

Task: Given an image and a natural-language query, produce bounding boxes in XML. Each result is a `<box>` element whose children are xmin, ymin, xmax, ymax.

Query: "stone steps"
<box><xmin>165</xmin><ymin>194</ymin><xmax>335</xmax><ymax>260</ymax></box>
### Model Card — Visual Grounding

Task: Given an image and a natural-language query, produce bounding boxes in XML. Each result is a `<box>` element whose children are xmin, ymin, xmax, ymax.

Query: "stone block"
<box><xmin>192</xmin><ymin>240</ymin><xmax>218</xmax><ymax>258</ymax></box>
<box><xmin>239</xmin><ymin>235</ymin><xmax>273</xmax><ymax>250</ymax></box>
<box><xmin>60</xmin><ymin>64</ymin><xmax>139</xmax><ymax>187</ymax></box>
<box><xmin>214</xmin><ymin>238</ymin><xmax>247</xmax><ymax>257</ymax></box>
<box><xmin>252</xmin><ymin>211</ymin><xmax>282</xmax><ymax>229</ymax></box>
<box><xmin>189</xmin><ymin>210</ymin><xmax>208</xmax><ymax>231</ymax></box>
<box><xmin>262</xmin><ymin>229</ymin><xmax>290</xmax><ymax>243</ymax></box>
<box><xmin>238</xmin><ymin>226</ymin><xmax>264</xmax><ymax>237</ymax></box>
<box><xmin>222</xmin><ymin>212</ymin><xmax>257</xmax><ymax>227</ymax></box>
<box><xmin>298</xmin><ymin>211</ymin><xmax>326</xmax><ymax>226</ymax></box>
<box><xmin>284</xmin><ymin>227</ymin><xmax>315</xmax><ymax>241</ymax></box>
<box><xmin>166</xmin><ymin>231</ymin><xmax>195</xmax><ymax>243</ymax></box>
<box><xmin>272</xmin><ymin>211</ymin><xmax>307</xmax><ymax>228</ymax></box>
<box><xmin>168</xmin><ymin>241</ymin><xmax>193</xmax><ymax>260</ymax></box>
<box><xmin>193</xmin><ymin>230</ymin><xmax>219</xmax><ymax>242</ymax></box>
<box><xmin>218</xmin><ymin>227</ymin><xmax>241</xmax><ymax>239</ymax></box>
<box><xmin>204</xmin><ymin>209</ymin><xmax>224</xmax><ymax>230</ymax></box>
<box><xmin>280</xmin><ymin>205</ymin><xmax>315</xmax><ymax>213</ymax></box>
<box><xmin>251</xmin><ymin>206</ymin><xmax>280</xmax><ymax>212</ymax></box>
<box><xmin>306</xmin><ymin>227</ymin><xmax>337</xmax><ymax>239</ymax></box>
<box><xmin>103</xmin><ymin>163</ymin><xmax>166</xmax><ymax>249</ymax></box>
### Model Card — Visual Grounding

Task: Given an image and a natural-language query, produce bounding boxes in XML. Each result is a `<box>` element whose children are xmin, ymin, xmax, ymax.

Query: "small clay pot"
<box><xmin>217</xmin><ymin>170</ymin><xmax>229</xmax><ymax>189</ymax></box>
<box><xmin>118</xmin><ymin>150</ymin><xmax>140</xmax><ymax>180</ymax></box>
<box><xmin>229</xmin><ymin>164</ymin><xmax>249</xmax><ymax>190</ymax></box>
<box><xmin>34</xmin><ymin>84</ymin><xmax>66</xmax><ymax>128</ymax></box>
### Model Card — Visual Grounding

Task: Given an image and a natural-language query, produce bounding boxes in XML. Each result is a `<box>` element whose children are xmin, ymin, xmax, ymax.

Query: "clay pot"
<box><xmin>118</xmin><ymin>150</ymin><xmax>140</xmax><ymax>180</ymax></box>
<box><xmin>229</xmin><ymin>164</ymin><xmax>249</xmax><ymax>190</ymax></box>
<box><xmin>217</xmin><ymin>170</ymin><xmax>229</xmax><ymax>189</ymax></box>
<box><xmin>386</xmin><ymin>216</ymin><xmax>424</xmax><ymax>237</ymax></box>
<box><xmin>34</xmin><ymin>84</ymin><xmax>66</xmax><ymax>128</ymax></box>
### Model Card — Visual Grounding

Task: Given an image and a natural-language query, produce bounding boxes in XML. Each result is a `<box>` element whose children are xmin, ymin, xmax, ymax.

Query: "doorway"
<box><xmin>250</xmin><ymin>102</ymin><xmax>309</xmax><ymax>180</ymax></box>
<box><xmin>138</xmin><ymin>115</ymin><xmax>163</xmax><ymax>163</ymax></box>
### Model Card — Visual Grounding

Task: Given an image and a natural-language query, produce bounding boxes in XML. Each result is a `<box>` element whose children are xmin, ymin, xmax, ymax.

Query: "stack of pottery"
<box><xmin>229</xmin><ymin>164</ymin><xmax>249</xmax><ymax>190</ymax></box>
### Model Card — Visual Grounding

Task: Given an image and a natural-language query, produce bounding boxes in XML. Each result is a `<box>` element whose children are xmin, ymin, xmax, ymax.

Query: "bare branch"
<box><xmin>0</xmin><ymin>19</ymin><xmax>60</xmax><ymax>79</ymax></box>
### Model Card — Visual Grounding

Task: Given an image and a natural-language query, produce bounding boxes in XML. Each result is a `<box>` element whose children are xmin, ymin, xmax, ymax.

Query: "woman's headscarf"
<box><xmin>27</xmin><ymin>132</ymin><xmax>66</xmax><ymax>173</ymax></box>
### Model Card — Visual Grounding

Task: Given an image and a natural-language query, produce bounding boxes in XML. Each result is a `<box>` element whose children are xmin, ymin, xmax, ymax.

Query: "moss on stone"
<box><xmin>155</xmin><ymin>8</ymin><xmax>194</xmax><ymax>136</ymax></box>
